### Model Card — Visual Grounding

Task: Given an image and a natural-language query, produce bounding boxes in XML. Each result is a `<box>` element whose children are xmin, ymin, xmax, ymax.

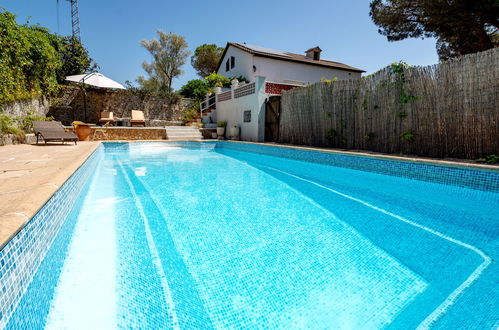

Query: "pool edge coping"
<box><xmin>0</xmin><ymin>142</ymin><xmax>102</xmax><ymax>250</ymax></box>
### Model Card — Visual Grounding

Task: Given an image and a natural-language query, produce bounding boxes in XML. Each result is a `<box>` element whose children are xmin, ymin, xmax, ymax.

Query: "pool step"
<box><xmin>165</xmin><ymin>126</ymin><xmax>203</xmax><ymax>141</ymax></box>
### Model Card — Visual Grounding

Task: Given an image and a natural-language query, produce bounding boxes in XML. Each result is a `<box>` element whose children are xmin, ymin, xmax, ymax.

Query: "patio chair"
<box><xmin>33</xmin><ymin>121</ymin><xmax>78</xmax><ymax>145</ymax></box>
<box><xmin>99</xmin><ymin>111</ymin><xmax>115</xmax><ymax>126</ymax></box>
<box><xmin>130</xmin><ymin>110</ymin><xmax>146</xmax><ymax>127</ymax></box>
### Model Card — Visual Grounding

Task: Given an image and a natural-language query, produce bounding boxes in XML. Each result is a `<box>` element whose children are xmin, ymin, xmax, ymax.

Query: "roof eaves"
<box><xmin>217</xmin><ymin>42</ymin><xmax>365</xmax><ymax>74</ymax></box>
<box><xmin>253</xmin><ymin>53</ymin><xmax>365</xmax><ymax>73</ymax></box>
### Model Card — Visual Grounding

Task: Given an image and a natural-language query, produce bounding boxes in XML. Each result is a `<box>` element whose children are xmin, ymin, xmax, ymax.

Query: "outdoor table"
<box><xmin>116</xmin><ymin>118</ymin><xmax>131</xmax><ymax>127</ymax></box>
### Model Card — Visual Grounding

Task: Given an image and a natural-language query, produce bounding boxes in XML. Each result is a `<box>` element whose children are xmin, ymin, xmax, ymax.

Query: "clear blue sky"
<box><xmin>3</xmin><ymin>0</ymin><xmax>439</xmax><ymax>90</ymax></box>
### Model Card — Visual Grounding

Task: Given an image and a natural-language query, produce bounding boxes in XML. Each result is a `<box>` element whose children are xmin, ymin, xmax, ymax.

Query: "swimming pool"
<box><xmin>1</xmin><ymin>141</ymin><xmax>498</xmax><ymax>329</ymax></box>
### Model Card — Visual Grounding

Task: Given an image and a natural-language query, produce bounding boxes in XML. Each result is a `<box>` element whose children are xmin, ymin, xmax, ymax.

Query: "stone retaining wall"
<box><xmin>1</xmin><ymin>97</ymin><xmax>50</xmax><ymax>118</ymax></box>
<box><xmin>49</xmin><ymin>86</ymin><xmax>192</xmax><ymax>126</ymax></box>
<box><xmin>89</xmin><ymin>127</ymin><xmax>166</xmax><ymax>141</ymax></box>
<box><xmin>0</xmin><ymin>134</ymin><xmax>37</xmax><ymax>146</ymax></box>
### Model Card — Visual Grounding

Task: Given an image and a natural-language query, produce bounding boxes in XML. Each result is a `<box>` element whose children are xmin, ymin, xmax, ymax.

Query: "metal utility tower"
<box><xmin>56</xmin><ymin>0</ymin><xmax>81</xmax><ymax>40</ymax></box>
<box><xmin>68</xmin><ymin>0</ymin><xmax>81</xmax><ymax>40</ymax></box>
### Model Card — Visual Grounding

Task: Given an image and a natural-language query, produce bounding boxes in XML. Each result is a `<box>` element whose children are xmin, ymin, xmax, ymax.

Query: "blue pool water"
<box><xmin>3</xmin><ymin>142</ymin><xmax>499</xmax><ymax>329</ymax></box>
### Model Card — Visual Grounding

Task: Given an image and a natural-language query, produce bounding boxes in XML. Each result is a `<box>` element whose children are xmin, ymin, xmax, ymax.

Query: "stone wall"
<box><xmin>48</xmin><ymin>86</ymin><xmax>193</xmax><ymax>126</ymax></box>
<box><xmin>0</xmin><ymin>134</ymin><xmax>36</xmax><ymax>146</ymax></box>
<box><xmin>89</xmin><ymin>127</ymin><xmax>166</xmax><ymax>141</ymax></box>
<box><xmin>1</xmin><ymin>96</ymin><xmax>50</xmax><ymax>118</ymax></box>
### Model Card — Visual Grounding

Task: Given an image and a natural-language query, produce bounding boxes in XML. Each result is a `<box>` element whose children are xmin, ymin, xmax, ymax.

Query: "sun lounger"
<box><xmin>33</xmin><ymin>121</ymin><xmax>78</xmax><ymax>145</ymax></box>
<box><xmin>99</xmin><ymin>111</ymin><xmax>115</xmax><ymax>125</ymax></box>
<box><xmin>130</xmin><ymin>110</ymin><xmax>146</xmax><ymax>127</ymax></box>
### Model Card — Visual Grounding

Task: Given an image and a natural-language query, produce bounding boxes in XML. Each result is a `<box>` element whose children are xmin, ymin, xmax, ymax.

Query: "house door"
<box><xmin>265</xmin><ymin>96</ymin><xmax>281</xmax><ymax>142</ymax></box>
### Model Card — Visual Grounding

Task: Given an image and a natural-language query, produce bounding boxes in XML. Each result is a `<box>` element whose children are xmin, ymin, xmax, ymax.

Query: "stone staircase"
<box><xmin>165</xmin><ymin>126</ymin><xmax>203</xmax><ymax>141</ymax></box>
<box><xmin>186</xmin><ymin>108</ymin><xmax>215</xmax><ymax>126</ymax></box>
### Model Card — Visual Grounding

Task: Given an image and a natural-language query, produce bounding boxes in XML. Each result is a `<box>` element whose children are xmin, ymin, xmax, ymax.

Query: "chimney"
<box><xmin>305</xmin><ymin>46</ymin><xmax>322</xmax><ymax>60</ymax></box>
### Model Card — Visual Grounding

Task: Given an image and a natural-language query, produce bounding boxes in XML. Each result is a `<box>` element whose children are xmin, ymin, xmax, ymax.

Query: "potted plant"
<box><xmin>214</xmin><ymin>82</ymin><xmax>223</xmax><ymax>94</ymax></box>
<box><xmin>229</xmin><ymin>125</ymin><xmax>240</xmax><ymax>140</ymax></box>
<box><xmin>217</xmin><ymin>120</ymin><xmax>227</xmax><ymax>138</ymax></box>
<box><xmin>73</xmin><ymin>121</ymin><xmax>92</xmax><ymax>141</ymax></box>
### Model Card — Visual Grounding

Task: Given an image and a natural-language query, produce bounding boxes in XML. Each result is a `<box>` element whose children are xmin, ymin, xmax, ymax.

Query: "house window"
<box><xmin>231</xmin><ymin>56</ymin><xmax>235</xmax><ymax>69</ymax></box>
<box><xmin>243</xmin><ymin>110</ymin><xmax>251</xmax><ymax>123</ymax></box>
<box><xmin>226</xmin><ymin>59</ymin><xmax>230</xmax><ymax>72</ymax></box>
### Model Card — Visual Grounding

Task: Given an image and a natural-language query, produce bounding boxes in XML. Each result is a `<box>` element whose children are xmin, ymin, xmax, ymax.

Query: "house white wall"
<box><xmin>218</xmin><ymin>47</ymin><xmax>254</xmax><ymax>82</ymax></box>
<box><xmin>253</xmin><ymin>56</ymin><xmax>361</xmax><ymax>83</ymax></box>
<box><xmin>215</xmin><ymin>45</ymin><xmax>363</xmax><ymax>142</ymax></box>
<box><xmin>218</xmin><ymin>45</ymin><xmax>362</xmax><ymax>85</ymax></box>
<box><xmin>215</xmin><ymin>77</ymin><xmax>267</xmax><ymax>142</ymax></box>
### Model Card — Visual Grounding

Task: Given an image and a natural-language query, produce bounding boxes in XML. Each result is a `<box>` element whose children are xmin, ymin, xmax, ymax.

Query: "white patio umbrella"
<box><xmin>65</xmin><ymin>72</ymin><xmax>125</xmax><ymax>89</ymax></box>
<box><xmin>65</xmin><ymin>72</ymin><xmax>125</xmax><ymax>122</ymax></box>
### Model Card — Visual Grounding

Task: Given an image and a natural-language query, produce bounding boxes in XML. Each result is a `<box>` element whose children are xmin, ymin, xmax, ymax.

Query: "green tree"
<box><xmin>178</xmin><ymin>79</ymin><xmax>210</xmax><ymax>100</ymax></box>
<box><xmin>138</xmin><ymin>30</ymin><xmax>190</xmax><ymax>93</ymax></box>
<box><xmin>369</xmin><ymin>0</ymin><xmax>499</xmax><ymax>60</ymax></box>
<box><xmin>56</xmin><ymin>36</ymin><xmax>98</xmax><ymax>83</ymax></box>
<box><xmin>191</xmin><ymin>44</ymin><xmax>224</xmax><ymax>77</ymax></box>
<box><xmin>0</xmin><ymin>10</ymin><xmax>98</xmax><ymax>104</ymax></box>
<box><xmin>178</xmin><ymin>73</ymin><xmax>231</xmax><ymax>101</ymax></box>
<box><xmin>179</xmin><ymin>73</ymin><xmax>247</xmax><ymax>101</ymax></box>
<box><xmin>0</xmin><ymin>10</ymin><xmax>62</xmax><ymax>104</ymax></box>
<box><xmin>204</xmin><ymin>73</ymin><xmax>231</xmax><ymax>88</ymax></box>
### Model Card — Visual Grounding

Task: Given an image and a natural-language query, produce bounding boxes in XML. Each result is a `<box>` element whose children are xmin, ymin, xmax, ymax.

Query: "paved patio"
<box><xmin>0</xmin><ymin>142</ymin><xmax>100</xmax><ymax>246</ymax></box>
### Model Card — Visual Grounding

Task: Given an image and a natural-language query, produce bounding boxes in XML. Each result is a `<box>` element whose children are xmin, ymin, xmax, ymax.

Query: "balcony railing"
<box><xmin>234</xmin><ymin>82</ymin><xmax>256</xmax><ymax>98</ymax></box>
<box><xmin>217</xmin><ymin>90</ymin><xmax>232</xmax><ymax>102</ymax></box>
<box><xmin>200</xmin><ymin>94</ymin><xmax>216</xmax><ymax>112</ymax></box>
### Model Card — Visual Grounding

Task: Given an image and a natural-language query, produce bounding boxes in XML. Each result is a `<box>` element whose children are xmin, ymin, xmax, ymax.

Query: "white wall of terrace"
<box><xmin>215</xmin><ymin>76</ymin><xmax>267</xmax><ymax>142</ymax></box>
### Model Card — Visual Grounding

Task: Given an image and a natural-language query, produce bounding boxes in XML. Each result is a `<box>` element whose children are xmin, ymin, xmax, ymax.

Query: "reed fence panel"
<box><xmin>279</xmin><ymin>48</ymin><xmax>499</xmax><ymax>159</ymax></box>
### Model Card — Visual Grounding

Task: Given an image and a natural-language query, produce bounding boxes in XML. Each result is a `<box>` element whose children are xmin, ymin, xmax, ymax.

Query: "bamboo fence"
<box><xmin>279</xmin><ymin>48</ymin><xmax>499</xmax><ymax>159</ymax></box>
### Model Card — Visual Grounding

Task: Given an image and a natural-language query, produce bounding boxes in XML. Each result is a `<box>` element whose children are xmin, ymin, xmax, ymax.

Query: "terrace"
<box><xmin>0</xmin><ymin>142</ymin><xmax>99</xmax><ymax>245</ymax></box>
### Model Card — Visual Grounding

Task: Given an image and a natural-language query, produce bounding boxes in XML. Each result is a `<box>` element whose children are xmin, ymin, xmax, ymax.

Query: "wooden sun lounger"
<box><xmin>130</xmin><ymin>110</ymin><xmax>146</xmax><ymax>127</ymax></box>
<box><xmin>99</xmin><ymin>111</ymin><xmax>115</xmax><ymax>125</ymax></box>
<box><xmin>32</xmin><ymin>121</ymin><xmax>78</xmax><ymax>145</ymax></box>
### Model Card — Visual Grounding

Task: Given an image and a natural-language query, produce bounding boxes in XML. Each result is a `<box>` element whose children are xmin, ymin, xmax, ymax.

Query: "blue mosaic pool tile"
<box><xmin>104</xmin><ymin>141</ymin><xmax>499</xmax><ymax>192</ymax></box>
<box><xmin>0</xmin><ymin>146</ymin><xmax>102</xmax><ymax>328</ymax></box>
<box><xmin>216</xmin><ymin>141</ymin><xmax>499</xmax><ymax>192</ymax></box>
<box><xmin>1</xmin><ymin>141</ymin><xmax>496</xmax><ymax>328</ymax></box>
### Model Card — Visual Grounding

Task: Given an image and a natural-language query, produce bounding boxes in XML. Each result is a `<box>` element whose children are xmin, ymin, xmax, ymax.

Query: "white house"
<box><xmin>217</xmin><ymin>42</ymin><xmax>364</xmax><ymax>85</ymax></box>
<box><xmin>199</xmin><ymin>42</ymin><xmax>364</xmax><ymax>142</ymax></box>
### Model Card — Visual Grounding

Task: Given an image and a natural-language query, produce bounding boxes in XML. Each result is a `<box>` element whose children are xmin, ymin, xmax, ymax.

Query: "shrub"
<box><xmin>0</xmin><ymin>111</ymin><xmax>23</xmax><ymax>135</ymax></box>
<box><xmin>400</xmin><ymin>131</ymin><xmax>415</xmax><ymax>142</ymax></box>
<box><xmin>476</xmin><ymin>154</ymin><xmax>498</xmax><ymax>165</ymax></box>
<box><xmin>205</xmin><ymin>73</ymin><xmax>230</xmax><ymax>88</ymax></box>
<box><xmin>19</xmin><ymin>110</ymin><xmax>53</xmax><ymax>132</ymax></box>
<box><xmin>0</xmin><ymin>109</ymin><xmax>54</xmax><ymax>135</ymax></box>
<box><xmin>182</xmin><ymin>101</ymin><xmax>200</xmax><ymax>123</ymax></box>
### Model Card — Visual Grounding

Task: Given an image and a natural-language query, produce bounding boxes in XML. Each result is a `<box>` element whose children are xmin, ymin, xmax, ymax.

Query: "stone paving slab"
<box><xmin>0</xmin><ymin>142</ymin><xmax>100</xmax><ymax>246</ymax></box>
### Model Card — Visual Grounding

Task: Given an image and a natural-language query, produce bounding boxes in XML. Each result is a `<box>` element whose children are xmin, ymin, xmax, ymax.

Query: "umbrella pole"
<box><xmin>83</xmin><ymin>87</ymin><xmax>87</xmax><ymax>122</ymax></box>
